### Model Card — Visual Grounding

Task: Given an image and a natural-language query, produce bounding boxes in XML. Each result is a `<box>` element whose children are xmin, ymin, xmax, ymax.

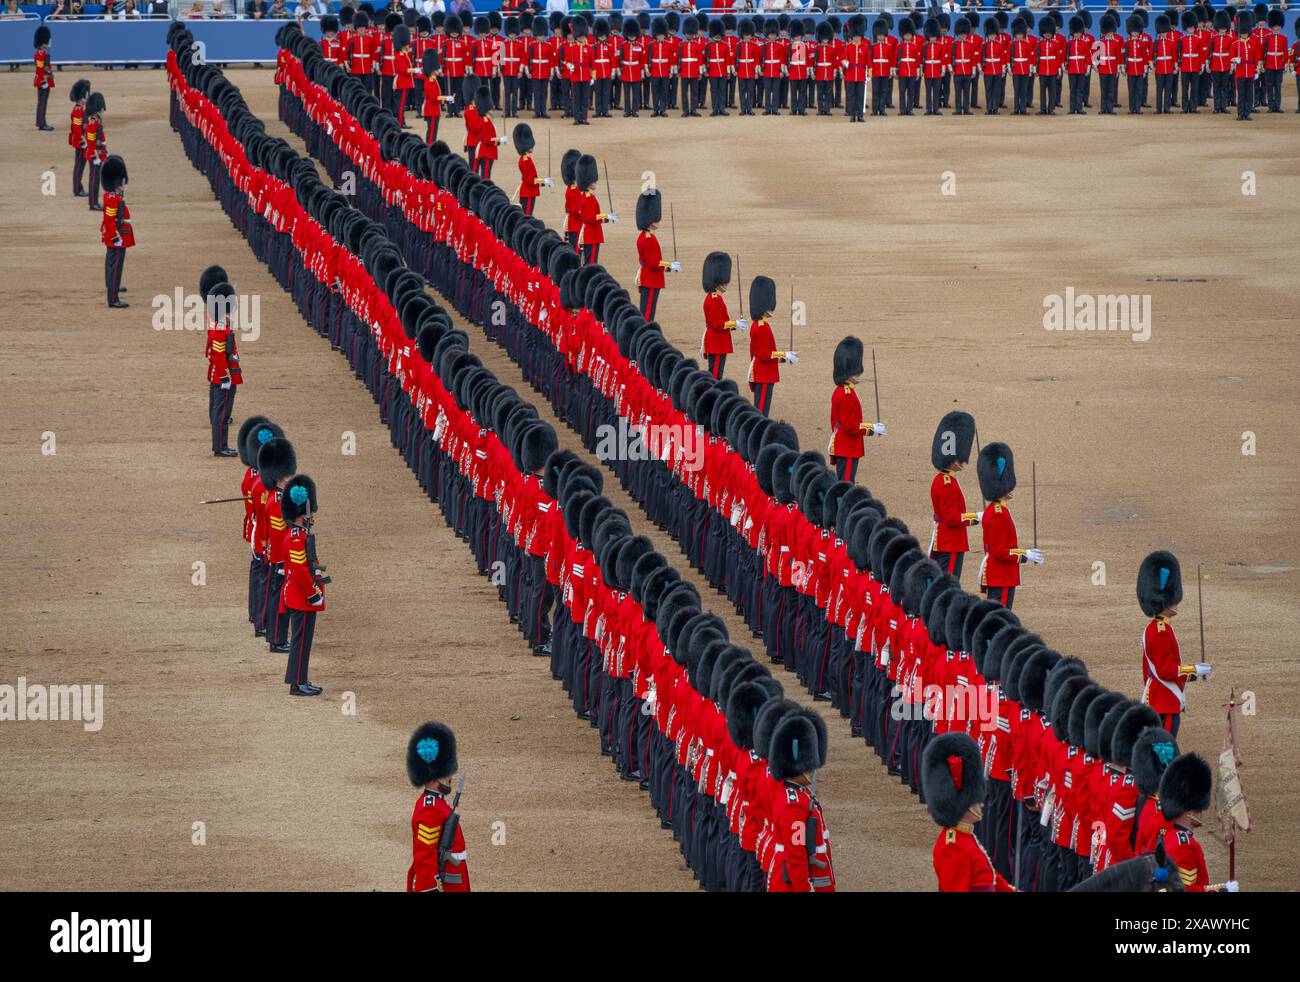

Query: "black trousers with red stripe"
<box><xmin>425</xmin><ymin>116</ymin><xmax>440</xmax><ymax>144</ymax></box>
<box><xmin>474</xmin><ymin>156</ymin><xmax>494</xmax><ymax>179</ymax></box>
<box><xmin>581</xmin><ymin>242</ymin><xmax>600</xmax><ymax>264</ymax></box>
<box><xmin>831</xmin><ymin>454</ymin><xmax>859</xmax><ymax>483</ymax></box>
<box><xmin>930</xmin><ymin>550</ymin><xmax>965</xmax><ymax>581</ymax></box>
<box><xmin>521</xmin><ymin>195</ymin><xmax>537</xmax><ymax>216</ymax></box>
<box><xmin>706</xmin><ymin>353</ymin><xmax>727</xmax><ymax>380</ymax></box>
<box><xmin>208</xmin><ymin>382</ymin><xmax>237</xmax><ymax>452</ymax></box>
<box><xmin>263</xmin><ymin>565</ymin><xmax>289</xmax><ymax>645</ymax></box>
<box><xmin>73</xmin><ymin>150</ymin><xmax>86</xmax><ymax>194</ymax></box>
<box><xmin>984</xmin><ymin>584</ymin><xmax>1016</xmax><ymax>609</ymax></box>
<box><xmin>104</xmin><ymin>245</ymin><xmax>126</xmax><ymax>305</ymax></box>
<box><xmin>638</xmin><ymin>285</ymin><xmax>660</xmax><ymax>320</ymax></box>
<box><xmin>750</xmin><ymin>381</ymin><xmax>774</xmax><ymax>417</ymax></box>
<box><xmin>285</xmin><ymin>608</ymin><xmax>317</xmax><ymax>685</ymax></box>
<box><xmin>1160</xmin><ymin>712</ymin><xmax>1182</xmax><ymax>739</ymax></box>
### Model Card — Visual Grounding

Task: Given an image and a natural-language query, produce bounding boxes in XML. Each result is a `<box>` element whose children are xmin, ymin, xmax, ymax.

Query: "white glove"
<box><xmin>870</xmin><ymin>422</ymin><xmax>886</xmax><ymax>436</ymax></box>
<box><xmin>1194</xmin><ymin>663</ymin><xmax>1213</xmax><ymax>680</ymax></box>
<box><xmin>1223</xmin><ymin>880</ymin><xmax>1239</xmax><ymax>893</ymax></box>
<box><xmin>1025</xmin><ymin>548</ymin><xmax>1044</xmax><ymax>565</ymax></box>
<box><xmin>669</xmin><ymin>260</ymin><xmax>682</xmax><ymax>272</ymax></box>
<box><xmin>542</xmin><ymin>177</ymin><xmax>554</xmax><ymax>187</ymax></box>
<box><xmin>785</xmin><ymin>351</ymin><xmax>798</xmax><ymax>364</ymax></box>
<box><xmin>220</xmin><ymin>380</ymin><xmax>233</xmax><ymax>390</ymax></box>
<box><xmin>497</xmin><ymin>136</ymin><xmax>509</xmax><ymax>145</ymax></box>
<box><xmin>606</xmin><ymin>213</ymin><xmax>619</xmax><ymax>223</ymax></box>
<box><xmin>734</xmin><ymin>318</ymin><xmax>750</xmax><ymax>331</ymax></box>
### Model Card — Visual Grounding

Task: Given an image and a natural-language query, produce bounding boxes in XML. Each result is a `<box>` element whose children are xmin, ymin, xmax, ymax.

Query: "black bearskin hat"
<box><xmin>727</xmin><ymin>679</ymin><xmax>782</xmax><ymax>751</ymax></box>
<box><xmin>768</xmin><ymin>708</ymin><xmax>828</xmax><ymax>779</ymax></box>
<box><xmin>1016</xmin><ymin>648</ymin><xmax>1057</xmax><ymax>713</ymax></box>
<box><xmin>636</xmin><ymin>189</ymin><xmax>662</xmax><ymax>232</ymax></box>
<box><xmin>1158</xmin><ymin>753</ymin><xmax>1212</xmax><ymax>819</ymax></box>
<box><xmin>833</xmin><ymin>336</ymin><xmax>864</xmax><ymax>386</ymax></box>
<box><xmin>281</xmin><ymin>474</ymin><xmax>318</xmax><ymax>523</ymax></box>
<box><xmin>1137</xmin><ymin>550</ymin><xmax>1182</xmax><ymax>617</ymax></box>
<box><xmin>575</xmin><ymin>153</ymin><xmax>599</xmax><ymax>192</ymax></box>
<box><xmin>512</xmin><ymin>122</ymin><xmax>534</xmax><ymax>156</ymax></box>
<box><xmin>101</xmin><ymin>155</ymin><xmax>128</xmax><ymax>192</ymax></box>
<box><xmin>748</xmin><ymin>276</ymin><xmax>776</xmax><ymax>322</ymax></box>
<box><xmin>200</xmin><ymin>264</ymin><xmax>229</xmax><ymax>302</ymax></box>
<box><xmin>1067</xmin><ymin>683</ymin><xmax>1102</xmax><ymax>749</ymax></box>
<box><xmin>406</xmin><ymin>721</ymin><xmax>458</xmax><ymax>785</ymax></box>
<box><xmin>257</xmin><ymin>437</ymin><xmax>297</xmax><ymax>489</ymax></box>
<box><xmin>237</xmin><ymin>416</ymin><xmax>282</xmax><ymax>468</ymax></box>
<box><xmin>1112</xmin><ymin>702</ymin><xmax>1161</xmax><ymax>769</ymax></box>
<box><xmin>931</xmin><ymin>411</ymin><xmax>976</xmax><ymax>471</ymax></box>
<box><xmin>1083</xmin><ymin>690</ymin><xmax>1125</xmax><ymax>759</ymax></box>
<box><xmin>70</xmin><ymin>78</ymin><xmax>91</xmax><ymax>103</ymax></box>
<box><xmin>423</xmin><ymin>50</ymin><xmax>440</xmax><ymax>75</ymax></box>
<box><xmin>922</xmin><ymin>733</ymin><xmax>986</xmax><ymax>827</ymax></box>
<box><xmin>1050</xmin><ymin>675</ymin><xmax>1093</xmax><ymax>743</ymax></box>
<box><xmin>85</xmin><ymin>91</ymin><xmax>105</xmax><ymax>116</ymax></box>
<box><xmin>322</xmin><ymin>14</ymin><xmax>339</xmax><ymax>33</ymax></box>
<box><xmin>976</xmin><ymin>441</ymin><xmax>1016</xmax><ymax>501</ymax></box>
<box><xmin>701</xmin><ymin>250</ymin><xmax>731</xmax><ymax>292</ymax></box>
<box><xmin>393</xmin><ymin>25</ymin><xmax>411</xmax><ymax>49</ymax></box>
<box><xmin>34</xmin><ymin>25</ymin><xmax>51</xmax><ymax>47</ymax></box>
<box><xmin>473</xmin><ymin>85</ymin><xmax>491</xmax><ymax>116</ymax></box>
<box><xmin>1132</xmin><ymin>726</ymin><xmax>1179</xmax><ymax>796</ymax></box>
<box><xmin>560</xmin><ymin>147</ymin><xmax>581</xmax><ymax>185</ymax></box>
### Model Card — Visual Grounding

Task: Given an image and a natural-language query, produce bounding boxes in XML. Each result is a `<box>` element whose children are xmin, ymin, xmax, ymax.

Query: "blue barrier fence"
<box><xmin>6</xmin><ymin>7</ymin><xmax>1299</xmax><ymax>66</ymax></box>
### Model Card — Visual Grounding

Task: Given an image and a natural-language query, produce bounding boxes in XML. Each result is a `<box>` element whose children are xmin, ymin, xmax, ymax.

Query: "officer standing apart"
<box><xmin>1136</xmin><ymin>550</ymin><xmax>1211</xmax><ymax>738</ymax></box>
<box><xmin>406</xmin><ymin>722</ymin><xmax>471</xmax><ymax>892</ymax></box>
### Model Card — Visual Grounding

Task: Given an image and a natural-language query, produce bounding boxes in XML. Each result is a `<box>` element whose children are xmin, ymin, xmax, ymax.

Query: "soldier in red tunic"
<box><xmin>828</xmin><ymin>336</ymin><xmax>884</xmax><ymax>483</ymax></box>
<box><xmin>236</xmin><ymin>415</ymin><xmax>283</xmax><ymax>632</ymax></box>
<box><xmin>951</xmin><ymin>18</ymin><xmax>980</xmax><ymax>115</ymax></box>
<box><xmin>928</xmin><ymin>411</ymin><xmax>979</xmax><ymax>581</ymax></box>
<box><xmin>634</xmin><ymin>189</ymin><xmax>680</xmax><ymax>319</ymax></box>
<box><xmin>700</xmin><ymin>251</ymin><xmax>747</xmax><ymax>380</ymax></box>
<box><xmin>281</xmin><ymin>475</ymin><xmax>326</xmax><ymax>696</ymax></box>
<box><xmin>560</xmin><ymin>148</ymin><xmax>582</xmax><ymax>250</ymax></box>
<box><xmin>764</xmin><ymin>706</ymin><xmax>834</xmax><ymax>892</ymax></box>
<box><xmin>406</xmin><ymin>722</ymin><xmax>471</xmax><ymax>892</ymax></box>
<box><xmin>897</xmin><ymin>17</ymin><xmax>923</xmax><ymax>114</ymax></box>
<box><xmin>842</xmin><ymin>19</ymin><xmax>870</xmax><ymax>122</ymax></box>
<box><xmin>1064</xmin><ymin>16</ymin><xmax>1092</xmax><ymax>113</ymax></box>
<box><xmin>563</xmin><ymin>18</ymin><xmax>594</xmax><ymax>126</ymax></box>
<box><xmin>1095</xmin><ymin>13</ymin><xmax>1124</xmax><ymax>114</ymax></box>
<box><xmin>1157</xmin><ymin>753</ymin><xmax>1238</xmax><ymax>892</ymax></box>
<box><xmin>319</xmin><ymin>14</ymin><xmax>346</xmax><ymax>67</ymax></box>
<box><xmin>68</xmin><ymin>78</ymin><xmax>90</xmax><ymax>197</ymax></box>
<box><xmin>34</xmin><ymin>26</ymin><xmax>55</xmax><ymax>131</ymax></box>
<box><xmin>471</xmin><ymin>86</ymin><xmax>504</xmax><ymax>178</ymax></box>
<box><xmin>205</xmin><ymin>282</ymin><xmax>243</xmax><ymax>456</ymax></box>
<box><xmin>421</xmin><ymin>51</ymin><xmax>451</xmax><ymax>143</ymax></box>
<box><xmin>83</xmin><ymin>91</ymin><xmax>108</xmax><ymax>211</ymax></box>
<box><xmin>256</xmin><ymin>437</ymin><xmax>296</xmax><ymax>655</ymax></box>
<box><xmin>1232</xmin><ymin>11</ymin><xmax>1262</xmax><ymax>120</ymax></box>
<box><xmin>976</xmin><ymin>442</ymin><xmax>1042</xmax><ymax>609</ymax></box>
<box><xmin>574</xmin><ymin>153</ymin><xmax>615</xmax><ymax>264</ymax></box>
<box><xmin>1037</xmin><ymin>15</ymin><xmax>1066</xmax><ymax>114</ymax></box>
<box><xmin>99</xmin><ymin>155</ymin><xmax>133</xmax><ymax>309</ymax></box>
<box><xmin>391</xmin><ymin>26</ymin><xmax>418</xmax><ymax>128</ymax></box>
<box><xmin>746</xmin><ymin>275</ymin><xmax>796</xmax><ymax>418</ymax></box>
<box><xmin>1137</xmin><ymin>551</ymin><xmax>1211</xmax><ymax>738</ymax></box>
<box><xmin>925</xmin><ymin>732</ymin><xmax>1015</xmax><ymax>891</ymax></box>
<box><xmin>512</xmin><ymin>123</ymin><xmax>550</xmax><ymax>217</ymax></box>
